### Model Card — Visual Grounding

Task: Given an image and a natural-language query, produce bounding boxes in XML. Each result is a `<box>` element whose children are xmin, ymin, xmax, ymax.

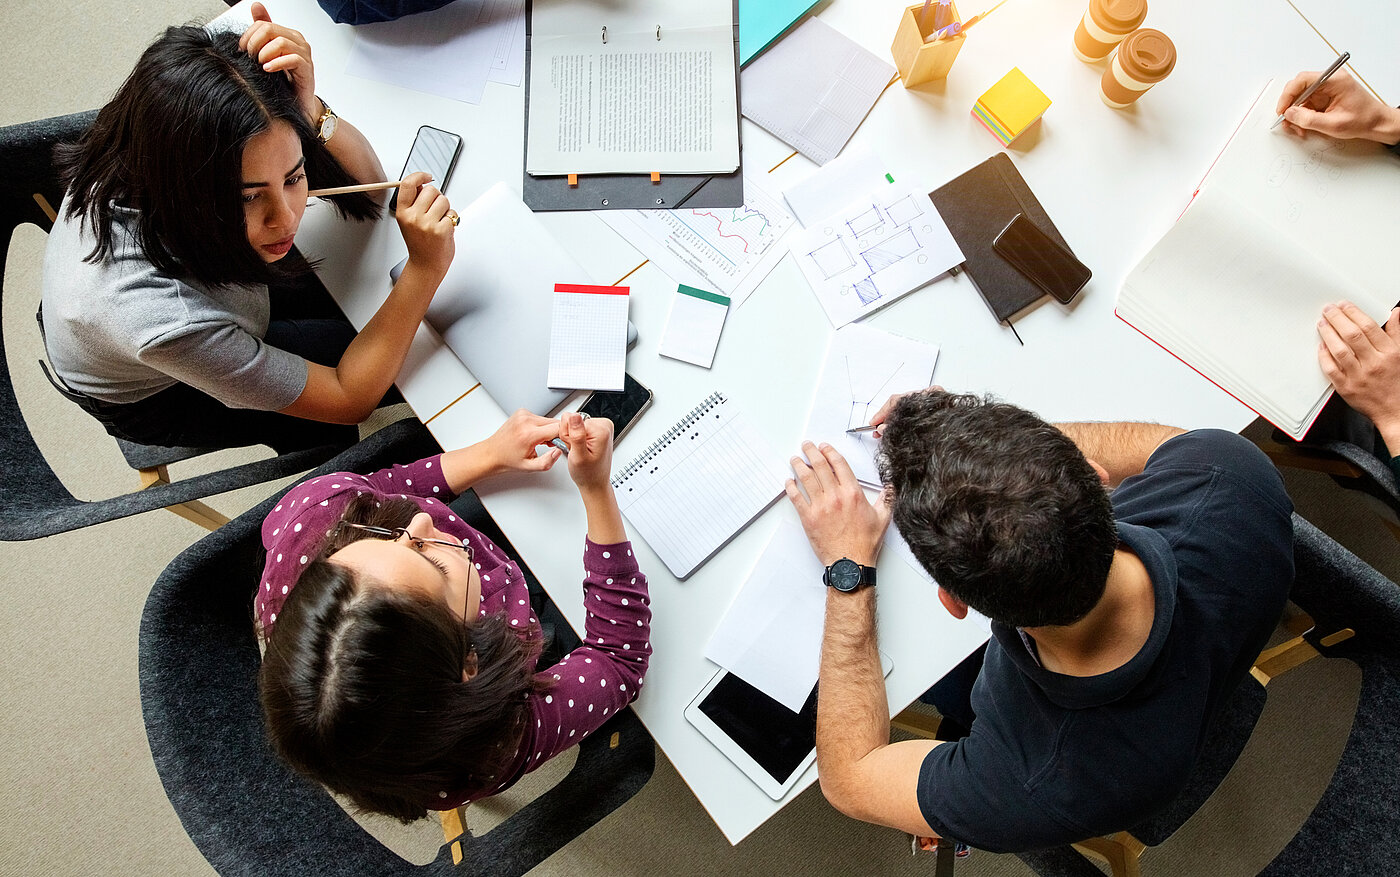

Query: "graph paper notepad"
<box><xmin>611</xmin><ymin>392</ymin><xmax>788</xmax><ymax>579</ymax></box>
<box><xmin>547</xmin><ymin>284</ymin><xmax>630</xmax><ymax>390</ymax></box>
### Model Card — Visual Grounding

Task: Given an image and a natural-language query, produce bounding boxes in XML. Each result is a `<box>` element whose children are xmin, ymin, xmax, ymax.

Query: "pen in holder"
<box><xmin>892</xmin><ymin>1</ymin><xmax>966</xmax><ymax>87</ymax></box>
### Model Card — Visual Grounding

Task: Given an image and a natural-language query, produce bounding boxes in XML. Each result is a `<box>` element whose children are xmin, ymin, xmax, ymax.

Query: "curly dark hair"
<box><xmin>877</xmin><ymin>391</ymin><xmax>1117</xmax><ymax>628</ymax></box>
<box><xmin>259</xmin><ymin>495</ymin><xmax>551</xmax><ymax>822</ymax></box>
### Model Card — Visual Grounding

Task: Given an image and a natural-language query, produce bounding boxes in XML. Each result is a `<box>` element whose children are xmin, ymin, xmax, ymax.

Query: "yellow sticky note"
<box><xmin>973</xmin><ymin>67</ymin><xmax>1051</xmax><ymax>146</ymax></box>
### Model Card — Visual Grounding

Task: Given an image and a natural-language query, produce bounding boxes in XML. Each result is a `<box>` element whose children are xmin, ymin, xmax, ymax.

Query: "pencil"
<box><xmin>306</xmin><ymin>179</ymin><xmax>404</xmax><ymax>197</ymax></box>
<box><xmin>846</xmin><ymin>424</ymin><xmax>880</xmax><ymax>434</ymax></box>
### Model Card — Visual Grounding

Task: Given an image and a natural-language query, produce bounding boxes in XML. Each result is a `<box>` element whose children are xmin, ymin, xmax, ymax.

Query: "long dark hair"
<box><xmin>260</xmin><ymin>496</ymin><xmax>551</xmax><ymax>822</ymax></box>
<box><xmin>56</xmin><ymin>25</ymin><xmax>379</xmax><ymax>289</ymax></box>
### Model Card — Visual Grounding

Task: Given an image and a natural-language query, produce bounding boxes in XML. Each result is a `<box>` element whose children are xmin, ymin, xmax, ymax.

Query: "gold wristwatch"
<box><xmin>315</xmin><ymin>97</ymin><xmax>338</xmax><ymax>144</ymax></box>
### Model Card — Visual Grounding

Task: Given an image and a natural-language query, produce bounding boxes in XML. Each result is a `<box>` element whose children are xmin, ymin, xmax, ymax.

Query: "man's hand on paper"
<box><xmin>786</xmin><ymin>441</ymin><xmax>891</xmax><ymax>568</ymax></box>
<box><xmin>1318</xmin><ymin>301</ymin><xmax>1400</xmax><ymax>452</ymax></box>
<box><xmin>1277</xmin><ymin>70</ymin><xmax>1400</xmax><ymax>145</ymax></box>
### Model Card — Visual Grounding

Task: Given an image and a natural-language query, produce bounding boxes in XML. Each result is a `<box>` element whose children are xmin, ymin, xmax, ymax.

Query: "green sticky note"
<box><xmin>739</xmin><ymin>0</ymin><xmax>820</xmax><ymax>66</ymax></box>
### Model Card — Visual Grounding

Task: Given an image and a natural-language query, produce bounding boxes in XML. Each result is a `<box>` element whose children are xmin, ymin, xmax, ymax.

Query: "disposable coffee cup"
<box><xmin>1074</xmin><ymin>0</ymin><xmax>1147</xmax><ymax>63</ymax></box>
<box><xmin>1101</xmin><ymin>28</ymin><xmax>1176</xmax><ymax>107</ymax></box>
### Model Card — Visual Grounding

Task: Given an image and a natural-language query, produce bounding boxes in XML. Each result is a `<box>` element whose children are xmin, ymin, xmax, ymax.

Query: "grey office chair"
<box><xmin>138</xmin><ymin>418</ymin><xmax>655</xmax><ymax>876</ymax></box>
<box><xmin>0</xmin><ymin>111</ymin><xmax>346</xmax><ymax>539</ymax></box>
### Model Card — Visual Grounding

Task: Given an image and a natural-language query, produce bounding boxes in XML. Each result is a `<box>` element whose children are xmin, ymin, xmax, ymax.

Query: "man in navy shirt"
<box><xmin>784</xmin><ymin>390</ymin><xmax>1293</xmax><ymax>852</ymax></box>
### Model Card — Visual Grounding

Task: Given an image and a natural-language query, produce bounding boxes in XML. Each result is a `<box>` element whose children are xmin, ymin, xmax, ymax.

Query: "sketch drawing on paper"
<box><xmin>844</xmin><ymin>357</ymin><xmax>904</xmax><ymax>431</ymax></box>
<box><xmin>791</xmin><ymin>183</ymin><xmax>964</xmax><ymax>327</ymax></box>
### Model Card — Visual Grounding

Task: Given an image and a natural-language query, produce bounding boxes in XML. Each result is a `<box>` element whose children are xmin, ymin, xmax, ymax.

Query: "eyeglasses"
<box><xmin>335</xmin><ymin>522</ymin><xmax>474</xmax><ymax>563</ymax></box>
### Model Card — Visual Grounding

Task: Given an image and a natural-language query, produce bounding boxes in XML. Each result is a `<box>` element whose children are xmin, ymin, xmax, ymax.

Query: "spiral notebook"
<box><xmin>611</xmin><ymin>392</ymin><xmax>789</xmax><ymax>579</ymax></box>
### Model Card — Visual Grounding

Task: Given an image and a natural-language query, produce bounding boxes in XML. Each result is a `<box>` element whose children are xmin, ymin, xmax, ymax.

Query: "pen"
<box><xmin>1271</xmin><ymin>52</ymin><xmax>1350</xmax><ymax>130</ymax></box>
<box><xmin>845</xmin><ymin>424</ymin><xmax>880</xmax><ymax>435</ymax></box>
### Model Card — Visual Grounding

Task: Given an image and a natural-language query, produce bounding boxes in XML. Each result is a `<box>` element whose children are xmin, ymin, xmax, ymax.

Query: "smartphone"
<box><xmin>390</xmin><ymin>125</ymin><xmax>462</xmax><ymax>211</ymax></box>
<box><xmin>579</xmin><ymin>373</ymin><xmax>654</xmax><ymax>443</ymax></box>
<box><xmin>992</xmin><ymin>213</ymin><xmax>1092</xmax><ymax>304</ymax></box>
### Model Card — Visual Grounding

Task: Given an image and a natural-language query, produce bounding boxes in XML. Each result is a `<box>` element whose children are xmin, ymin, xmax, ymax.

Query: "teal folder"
<box><xmin>739</xmin><ymin>0</ymin><xmax>819</xmax><ymax>66</ymax></box>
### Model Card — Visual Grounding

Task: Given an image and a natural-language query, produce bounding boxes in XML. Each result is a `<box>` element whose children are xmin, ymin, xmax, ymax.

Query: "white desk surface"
<box><xmin>240</xmin><ymin>0</ymin><xmax>1334</xmax><ymax>844</ymax></box>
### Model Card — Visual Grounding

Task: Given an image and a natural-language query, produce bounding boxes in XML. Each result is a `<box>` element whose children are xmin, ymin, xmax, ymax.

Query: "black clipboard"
<box><xmin>521</xmin><ymin>0</ymin><xmax>744</xmax><ymax>211</ymax></box>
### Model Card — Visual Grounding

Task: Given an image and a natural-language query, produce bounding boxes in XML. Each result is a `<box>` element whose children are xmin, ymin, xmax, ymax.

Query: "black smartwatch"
<box><xmin>823</xmin><ymin>557</ymin><xmax>877</xmax><ymax>593</ymax></box>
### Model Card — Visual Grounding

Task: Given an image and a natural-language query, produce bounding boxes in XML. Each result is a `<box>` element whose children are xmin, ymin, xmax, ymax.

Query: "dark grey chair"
<box><xmin>1015</xmin><ymin>514</ymin><xmax>1386</xmax><ymax>877</ymax></box>
<box><xmin>138</xmin><ymin>418</ymin><xmax>655</xmax><ymax>876</ymax></box>
<box><xmin>0</xmin><ymin>111</ymin><xmax>345</xmax><ymax>539</ymax></box>
<box><xmin>1261</xmin><ymin>434</ymin><xmax>1400</xmax><ymax>543</ymax></box>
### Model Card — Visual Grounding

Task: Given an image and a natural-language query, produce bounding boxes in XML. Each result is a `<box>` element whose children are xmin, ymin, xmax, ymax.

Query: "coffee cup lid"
<box><xmin>1093</xmin><ymin>0</ymin><xmax>1148</xmax><ymax>32</ymax></box>
<box><xmin>1118</xmin><ymin>28</ymin><xmax>1177</xmax><ymax>82</ymax></box>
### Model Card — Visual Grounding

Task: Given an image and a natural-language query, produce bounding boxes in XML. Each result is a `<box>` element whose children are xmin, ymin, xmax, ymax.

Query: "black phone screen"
<box><xmin>392</xmin><ymin>126</ymin><xmax>462</xmax><ymax>210</ymax></box>
<box><xmin>698</xmin><ymin>673</ymin><xmax>817</xmax><ymax>784</ymax></box>
<box><xmin>992</xmin><ymin>214</ymin><xmax>1092</xmax><ymax>304</ymax></box>
<box><xmin>579</xmin><ymin>374</ymin><xmax>653</xmax><ymax>442</ymax></box>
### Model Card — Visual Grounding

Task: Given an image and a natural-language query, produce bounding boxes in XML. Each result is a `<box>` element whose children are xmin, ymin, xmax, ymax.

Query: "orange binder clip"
<box><xmin>651</xmin><ymin>172</ymin><xmax>661</xmax><ymax>184</ymax></box>
<box><xmin>567</xmin><ymin>173</ymin><xmax>579</xmax><ymax>187</ymax></box>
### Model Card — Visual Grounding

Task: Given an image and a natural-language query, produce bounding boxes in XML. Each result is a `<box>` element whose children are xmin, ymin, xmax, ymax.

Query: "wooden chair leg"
<box><xmin>1251</xmin><ymin>628</ymin><xmax>1355</xmax><ymax>686</ymax></box>
<box><xmin>440</xmin><ymin>804</ymin><xmax>469</xmax><ymax>865</ymax></box>
<box><xmin>136</xmin><ymin>466</ymin><xmax>229</xmax><ymax>531</ymax></box>
<box><xmin>891</xmin><ymin>708</ymin><xmax>943</xmax><ymax>740</ymax></box>
<box><xmin>1072</xmin><ymin>831</ymin><xmax>1146</xmax><ymax>877</ymax></box>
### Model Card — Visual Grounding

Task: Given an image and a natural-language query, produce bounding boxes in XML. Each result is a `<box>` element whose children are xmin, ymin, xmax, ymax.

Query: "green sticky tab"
<box><xmin>885</xmin><ymin>173</ymin><xmax>895</xmax><ymax>183</ymax></box>
<box><xmin>677</xmin><ymin>285</ymin><xmax>731</xmax><ymax>307</ymax></box>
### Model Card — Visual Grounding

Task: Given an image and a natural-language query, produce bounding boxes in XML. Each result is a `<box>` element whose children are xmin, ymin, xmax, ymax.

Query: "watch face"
<box><xmin>826</xmin><ymin>558</ymin><xmax>862</xmax><ymax>593</ymax></box>
<box><xmin>319</xmin><ymin>114</ymin><xmax>338</xmax><ymax>143</ymax></box>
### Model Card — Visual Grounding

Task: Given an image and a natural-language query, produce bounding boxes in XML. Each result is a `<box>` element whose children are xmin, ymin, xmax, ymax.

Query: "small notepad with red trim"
<box><xmin>547</xmin><ymin>283</ymin><xmax>630</xmax><ymax>390</ymax></box>
<box><xmin>972</xmin><ymin>67</ymin><xmax>1051</xmax><ymax>147</ymax></box>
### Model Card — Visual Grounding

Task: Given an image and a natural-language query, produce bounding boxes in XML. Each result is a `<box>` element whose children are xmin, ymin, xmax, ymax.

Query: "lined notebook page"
<box><xmin>612</xmin><ymin>392</ymin><xmax>788</xmax><ymax>579</ymax></box>
<box><xmin>547</xmin><ymin>284</ymin><xmax>629</xmax><ymax>390</ymax></box>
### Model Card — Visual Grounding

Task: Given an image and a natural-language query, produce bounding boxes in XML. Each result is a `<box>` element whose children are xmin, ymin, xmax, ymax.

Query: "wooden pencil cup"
<box><xmin>892</xmin><ymin>2</ymin><xmax>966</xmax><ymax>87</ymax></box>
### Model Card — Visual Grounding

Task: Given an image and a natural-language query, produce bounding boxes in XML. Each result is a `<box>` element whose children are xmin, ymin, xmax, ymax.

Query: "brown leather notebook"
<box><xmin>929</xmin><ymin>153</ymin><xmax>1073</xmax><ymax>323</ymax></box>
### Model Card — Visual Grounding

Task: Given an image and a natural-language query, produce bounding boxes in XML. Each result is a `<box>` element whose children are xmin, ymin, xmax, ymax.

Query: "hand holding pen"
<box><xmin>1274</xmin><ymin>60</ymin><xmax>1400</xmax><ymax>145</ymax></box>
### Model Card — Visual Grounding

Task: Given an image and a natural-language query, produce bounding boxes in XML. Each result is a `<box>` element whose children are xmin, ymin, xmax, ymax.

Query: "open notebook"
<box><xmin>1117</xmin><ymin>81</ymin><xmax>1400</xmax><ymax>439</ymax></box>
<box><xmin>611</xmin><ymin>392</ymin><xmax>788</xmax><ymax>579</ymax></box>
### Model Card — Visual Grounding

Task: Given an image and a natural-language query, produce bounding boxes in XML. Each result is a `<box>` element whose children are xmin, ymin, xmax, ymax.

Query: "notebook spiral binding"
<box><xmin>611</xmin><ymin>391</ymin><xmax>726</xmax><ymax>488</ymax></box>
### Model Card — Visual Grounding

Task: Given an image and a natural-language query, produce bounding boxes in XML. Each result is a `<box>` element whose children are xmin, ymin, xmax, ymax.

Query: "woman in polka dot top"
<box><xmin>257</xmin><ymin>410</ymin><xmax>651</xmax><ymax>822</ymax></box>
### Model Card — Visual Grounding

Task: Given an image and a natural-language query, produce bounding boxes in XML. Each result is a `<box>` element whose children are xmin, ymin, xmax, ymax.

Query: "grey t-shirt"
<box><xmin>40</xmin><ymin>199</ymin><xmax>308</xmax><ymax>410</ymax></box>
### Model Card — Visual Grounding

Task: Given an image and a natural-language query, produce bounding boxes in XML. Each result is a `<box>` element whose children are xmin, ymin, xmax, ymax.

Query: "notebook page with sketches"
<box><xmin>526</xmin><ymin>0</ymin><xmax>739</xmax><ymax>175</ymax></box>
<box><xmin>611</xmin><ymin>392</ymin><xmax>788</xmax><ymax>579</ymax></box>
<box><xmin>547</xmin><ymin>284</ymin><xmax>629</xmax><ymax>390</ymax></box>
<box><xmin>803</xmin><ymin>324</ymin><xmax>939</xmax><ymax>486</ymax></box>
<box><xmin>791</xmin><ymin>183</ymin><xmax>963</xmax><ymax>327</ymax></box>
<box><xmin>1118</xmin><ymin>81</ymin><xmax>1400</xmax><ymax>439</ymax></box>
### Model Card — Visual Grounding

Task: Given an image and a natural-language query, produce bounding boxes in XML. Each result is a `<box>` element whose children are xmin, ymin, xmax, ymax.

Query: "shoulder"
<box><xmin>1125</xmin><ymin>429</ymin><xmax>1291</xmax><ymax>518</ymax></box>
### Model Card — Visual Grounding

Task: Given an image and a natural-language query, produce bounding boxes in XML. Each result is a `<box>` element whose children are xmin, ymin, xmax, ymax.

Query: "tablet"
<box><xmin>684</xmin><ymin>652</ymin><xmax>893</xmax><ymax>800</ymax></box>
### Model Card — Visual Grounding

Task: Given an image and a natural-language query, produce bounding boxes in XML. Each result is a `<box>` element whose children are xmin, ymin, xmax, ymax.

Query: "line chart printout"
<box><xmin>802</xmin><ymin>323</ymin><xmax>939</xmax><ymax>486</ymax></box>
<box><xmin>597</xmin><ymin>174</ymin><xmax>796</xmax><ymax>306</ymax></box>
<box><xmin>791</xmin><ymin>183</ymin><xmax>962</xmax><ymax>327</ymax></box>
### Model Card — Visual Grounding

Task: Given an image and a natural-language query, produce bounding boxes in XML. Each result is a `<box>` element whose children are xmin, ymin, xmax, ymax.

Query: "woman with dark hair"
<box><xmin>257</xmin><ymin>410</ymin><xmax>652</xmax><ymax>821</ymax></box>
<box><xmin>40</xmin><ymin>3</ymin><xmax>457</xmax><ymax>453</ymax></box>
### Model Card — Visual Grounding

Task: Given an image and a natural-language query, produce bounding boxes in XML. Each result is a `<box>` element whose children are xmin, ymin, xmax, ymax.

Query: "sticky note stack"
<box><xmin>972</xmin><ymin>67</ymin><xmax>1051</xmax><ymax>147</ymax></box>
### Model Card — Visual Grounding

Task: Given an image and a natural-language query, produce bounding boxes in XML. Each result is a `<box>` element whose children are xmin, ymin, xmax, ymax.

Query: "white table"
<box><xmin>243</xmin><ymin>0</ymin><xmax>1334</xmax><ymax>844</ymax></box>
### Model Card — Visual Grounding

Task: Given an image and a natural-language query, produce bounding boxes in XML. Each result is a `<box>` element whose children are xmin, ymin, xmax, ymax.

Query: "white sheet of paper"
<box><xmin>345</xmin><ymin>0</ymin><xmax>510</xmax><ymax>104</ymax></box>
<box><xmin>740</xmin><ymin>18</ymin><xmax>895</xmax><ymax>166</ymax></box>
<box><xmin>486</xmin><ymin>0</ymin><xmax>527</xmax><ymax>86</ymax></box>
<box><xmin>659</xmin><ymin>286</ymin><xmax>730</xmax><ymax>368</ymax></box>
<box><xmin>792</xmin><ymin>184</ymin><xmax>964</xmax><ymax>327</ymax></box>
<box><xmin>703</xmin><ymin>520</ymin><xmax>827</xmax><ymax>712</ymax></box>
<box><xmin>803</xmin><ymin>324</ymin><xmax>939</xmax><ymax>486</ymax></box>
<box><xmin>782</xmin><ymin>144</ymin><xmax>889</xmax><ymax>228</ymax></box>
<box><xmin>526</xmin><ymin>0</ymin><xmax>739</xmax><ymax>175</ymax></box>
<box><xmin>546</xmin><ymin>286</ymin><xmax>629</xmax><ymax>390</ymax></box>
<box><xmin>597</xmin><ymin>173</ymin><xmax>796</xmax><ymax>306</ymax></box>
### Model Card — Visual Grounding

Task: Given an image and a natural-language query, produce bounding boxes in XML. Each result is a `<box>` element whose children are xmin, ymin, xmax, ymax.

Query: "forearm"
<box><xmin>324</xmin><ymin>116</ymin><xmax>387</xmax><ymax>193</ymax></box>
<box><xmin>331</xmin><ymin>260</ymin><xmax>442</xmax><ymax>417</ymax></box>
<box><xmin>578</xmin><ymin>484</ymin><xmax>626</xmax><ymax>545</ymax></box>
<box><xmin>440</xmin><ymin>441</ymin><xmax>505</xmax><ymax>494</ymax></box>
<box><xmin>816</xmin><ymin>589</ymin><xmax>888</xmax><ymax>805</ymax></box>
<box><xmin>1053</xmin><ymin>421</ymin><xmax>1185</xmax><ymax>486</ymax></box>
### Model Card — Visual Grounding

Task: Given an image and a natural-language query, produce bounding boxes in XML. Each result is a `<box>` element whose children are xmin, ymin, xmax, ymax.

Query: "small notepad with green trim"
<box><xmin>659</xmin><ymin>284</ymin><xmax>731</xmax><ymax>368</ymax></box>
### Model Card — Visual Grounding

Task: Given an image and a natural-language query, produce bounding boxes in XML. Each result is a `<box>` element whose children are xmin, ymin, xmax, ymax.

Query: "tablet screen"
<box><xmin>697</xmin><ymin>672</ymin><xmax>817</xmax><ymax>784</ymax></box>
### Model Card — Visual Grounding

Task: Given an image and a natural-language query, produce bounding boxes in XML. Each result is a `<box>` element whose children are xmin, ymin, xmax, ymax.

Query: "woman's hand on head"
<box><xmin>561</xmin><ymin>412</ymin><xmax>614</xmax><ymax>493</ymax></box>
<box><xmin>485</xmin><ymin>409</ymin><xmax>564</xmax><ymax>475</ymax></box>
<box><xmin>395</xmin><ymin>172</ymin><xmax>456</xmax><ymax>278</ymax></box>
<box><xmin>240</xmin><ymin>2</ymin><xmax>320</xmax><ymax>123</ymax></box>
